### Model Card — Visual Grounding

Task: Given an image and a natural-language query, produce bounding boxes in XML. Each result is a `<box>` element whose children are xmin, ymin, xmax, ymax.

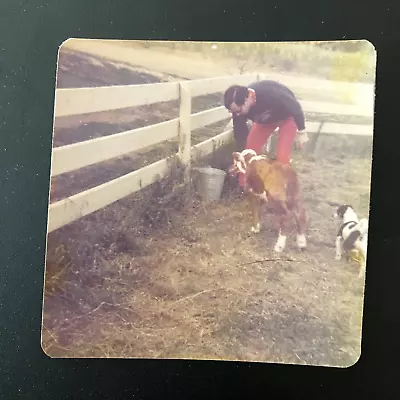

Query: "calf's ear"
<box><xmin>232</xmin><ymin>152</ymin><xmax>241</xmax><ymax>161</ymax></box>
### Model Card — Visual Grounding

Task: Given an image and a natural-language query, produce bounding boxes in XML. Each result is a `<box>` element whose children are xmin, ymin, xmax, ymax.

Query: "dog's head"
<box><xmin>333</xmin><ymin>204</ymin><xmax>354</xmax><ymax>219</ymax></box>
<box><xmin>230</xmin><ymin>149</ymin><xmax>258</xmax><ymax>175</ymax></box>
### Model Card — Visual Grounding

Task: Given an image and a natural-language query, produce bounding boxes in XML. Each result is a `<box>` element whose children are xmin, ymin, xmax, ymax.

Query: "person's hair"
<box><xmin>223</xmin><ymin>85</ymin><xmax>249</xmax><ymax>109</ymax></box>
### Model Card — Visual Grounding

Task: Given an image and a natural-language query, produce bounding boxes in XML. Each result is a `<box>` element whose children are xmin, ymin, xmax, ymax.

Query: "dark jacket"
<box><xmin>232</xmin><ymin>80</ymin><xmax>305</xmax><ymax>149</ymax></box>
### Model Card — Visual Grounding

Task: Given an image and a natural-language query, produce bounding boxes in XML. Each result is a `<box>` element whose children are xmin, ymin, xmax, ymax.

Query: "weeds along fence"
<box><xmin>48</xmin><ymin>73</ymin><xmax>374</xmax><ymax>233</ymax></box>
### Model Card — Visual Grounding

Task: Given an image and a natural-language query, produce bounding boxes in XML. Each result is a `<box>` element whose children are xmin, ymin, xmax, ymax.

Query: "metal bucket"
<box><xmin>194</xmin><ymin>167</ymin><xmax>227</xmax><ymax>201</ymax></box>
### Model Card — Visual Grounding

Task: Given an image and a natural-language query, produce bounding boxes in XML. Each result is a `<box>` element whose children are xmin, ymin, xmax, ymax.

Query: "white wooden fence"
<box><xmin>47</xmin><ymin>73</ymin><xmax>374</xmax><ymax>233</ymax></box>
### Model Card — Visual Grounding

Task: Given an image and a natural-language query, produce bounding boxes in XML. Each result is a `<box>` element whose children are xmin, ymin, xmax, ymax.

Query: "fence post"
<box><xmin>179</xmin><ymin>82</ymin><xmax>192</xmax><ymax>182</ymax></box>
<box><xmin>307</xmin><ymin>121</ymin><xmax>324</xmax><ymax>155</ymax></box>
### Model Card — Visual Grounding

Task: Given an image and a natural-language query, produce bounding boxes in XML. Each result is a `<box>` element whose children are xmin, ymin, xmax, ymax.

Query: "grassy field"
<box><xmin>133</xmin><ymin>40</ymin><xmax>376</xmax><ymax>83</ymax></box>
<box><xmin>42</xmin><ymin>45</ymin><xmax>373</xmax><ymax>367</ymax></box>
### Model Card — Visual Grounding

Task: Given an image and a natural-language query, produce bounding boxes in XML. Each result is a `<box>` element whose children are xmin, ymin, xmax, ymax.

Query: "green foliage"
<box><xmin>329</xmin><ymin>50</ymin><xmax>373</xmax><ymax>82</ymax></box>
<box><xmin>136</xmin><ymin>41</ymin><xmax>376</xmax><ymax>83</ymax></box>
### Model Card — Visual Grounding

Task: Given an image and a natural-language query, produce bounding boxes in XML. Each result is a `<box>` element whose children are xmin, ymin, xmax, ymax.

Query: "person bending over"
<box><xmin>224</xmin><ymin>80</ymin><xmax>308</xmax><ymax>187</ymax></box>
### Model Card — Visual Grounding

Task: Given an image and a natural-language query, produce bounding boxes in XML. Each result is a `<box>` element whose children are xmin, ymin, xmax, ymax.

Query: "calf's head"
<box><xmin>230</xmin><ymin>149</ymin><xmax>258</xmax><ymax>175</ymax></box>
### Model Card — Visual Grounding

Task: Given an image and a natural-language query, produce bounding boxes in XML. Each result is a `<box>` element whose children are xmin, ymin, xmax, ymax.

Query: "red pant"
<box><xmin>238</xmin><ymin>117</ymin><xmax>297</xmax><ymax>187</ymax></box>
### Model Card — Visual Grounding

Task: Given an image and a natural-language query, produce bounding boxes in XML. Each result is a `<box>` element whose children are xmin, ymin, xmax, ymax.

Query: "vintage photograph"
<box><xmin>42</xmin><ymin>39</ymin><xmax>376</xmax><ymax>367</ymax></box>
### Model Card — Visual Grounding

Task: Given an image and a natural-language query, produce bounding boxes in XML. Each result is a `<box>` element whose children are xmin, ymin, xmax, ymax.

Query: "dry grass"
<box><xmin>42</xmin><ymin>47</ymin><xmax>372</xmax><ymax>367</ymax></box>
<box><xmin>42</xmin><ymin>145</ymin><xmax>371</xmax><ymax>366</ymax></box>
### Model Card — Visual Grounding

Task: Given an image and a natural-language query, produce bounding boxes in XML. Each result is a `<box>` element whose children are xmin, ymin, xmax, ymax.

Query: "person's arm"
<box><xmin>232</xmin><ymin>114</ymin><xmax>249</xmax><ymax>151</ymax></box>
<box><xmin>292</xmin><ymin>108</ymin><xmax>306</xmax><ymax>132</ymax></box>
<box><xmin>280</xmin><ymin>92</ymin><xmax>306</xmax><ymax>130</ymax></box>
<box><xmin>291</xmin><ymin>101</ymin><xmax>308</xmax><ymax>147</ymax></box>
<box><xmin>270</xmin><ymin>87</ymin><xmax>308</xmax><ymax>148</ymax></box>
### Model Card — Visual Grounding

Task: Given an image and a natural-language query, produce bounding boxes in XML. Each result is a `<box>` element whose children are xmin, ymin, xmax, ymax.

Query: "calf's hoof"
<box><xmin>296</xmin><ymin>234</ymin><xmax>307</xmax><ymax>251</ymax></box>
<box><xmin>274</xmin><ymin>235</ymin><xmax>287</xmax><ymax>253</ymax></box>
<box><xmin>250</xmin><ymin>224</ymin><xmax>260</xmax><ymax>234</ymax></box>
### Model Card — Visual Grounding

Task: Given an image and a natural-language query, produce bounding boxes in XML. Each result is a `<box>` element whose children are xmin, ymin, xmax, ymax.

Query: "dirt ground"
<box><xmin>42</xmin><ymin>45</ymin><xmax>373</xmax><ymax>367</ymax></box>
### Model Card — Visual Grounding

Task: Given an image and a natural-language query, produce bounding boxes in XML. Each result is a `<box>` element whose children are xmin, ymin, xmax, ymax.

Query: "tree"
<box><xmin>209</xmin><ymin>42</ymin><xmax>268</xmax><ymax>75</ymax></box>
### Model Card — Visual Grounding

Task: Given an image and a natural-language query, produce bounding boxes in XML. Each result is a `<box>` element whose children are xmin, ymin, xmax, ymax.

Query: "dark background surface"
<box><xmin>0</xmin><ymin>0</ymin><xmax>399</xmax><ymax>398</ymax></box>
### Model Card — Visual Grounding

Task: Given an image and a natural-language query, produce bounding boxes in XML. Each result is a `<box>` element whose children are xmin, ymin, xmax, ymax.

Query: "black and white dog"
<box><xmin>333</xmin><ymin>204</ymin><xmax>369</xmax><ymax>278</ymax></box>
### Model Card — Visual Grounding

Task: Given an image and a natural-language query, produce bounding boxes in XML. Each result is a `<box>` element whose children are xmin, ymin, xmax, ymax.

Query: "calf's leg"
<box><xmin>293</xmin><ymin>201</ymin><xmax>307</xmax><ymax>250</ymax></box>
<box><xmin>274</xmin><ymin>208</ymin><xmax>291</xmax><ymax>253</ymax></box>
<box><xmin>250</xmin><ymin>195</ymin><xmax>261</xmax><ymax>233</ymax></box>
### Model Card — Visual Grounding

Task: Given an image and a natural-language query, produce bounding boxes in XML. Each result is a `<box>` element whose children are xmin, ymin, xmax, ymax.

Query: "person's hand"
<box><xmin>228</xmin><ymin>163</ymin><xmax>239</xmax><ymax>176</ymax></box>
<box><xmin>295</xmin><ymin>130</ymin><xmax>309</xmax><ymax>149</ymax></box>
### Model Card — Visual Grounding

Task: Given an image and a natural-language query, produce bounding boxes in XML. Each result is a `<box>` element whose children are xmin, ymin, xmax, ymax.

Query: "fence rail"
<box><xmin>51</xmin><ymin>118</ymin><xmax>180</xmax><ymax>177</ymax></box>
<box><xmin>54</xmin><ymin>81</ymin><xmax>181</xmax><ymax>117</ymax></box>
<box><xmin>48</xmin><ymin>73</ymin><xmax>374</xmax><ymax>233</ymax></box>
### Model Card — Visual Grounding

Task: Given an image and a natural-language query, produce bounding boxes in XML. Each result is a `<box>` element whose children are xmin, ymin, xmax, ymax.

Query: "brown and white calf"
<box><xmin>231</xmin><ymin>149</ymin><xmax>307</xmax><ymax>253</ymax></box>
